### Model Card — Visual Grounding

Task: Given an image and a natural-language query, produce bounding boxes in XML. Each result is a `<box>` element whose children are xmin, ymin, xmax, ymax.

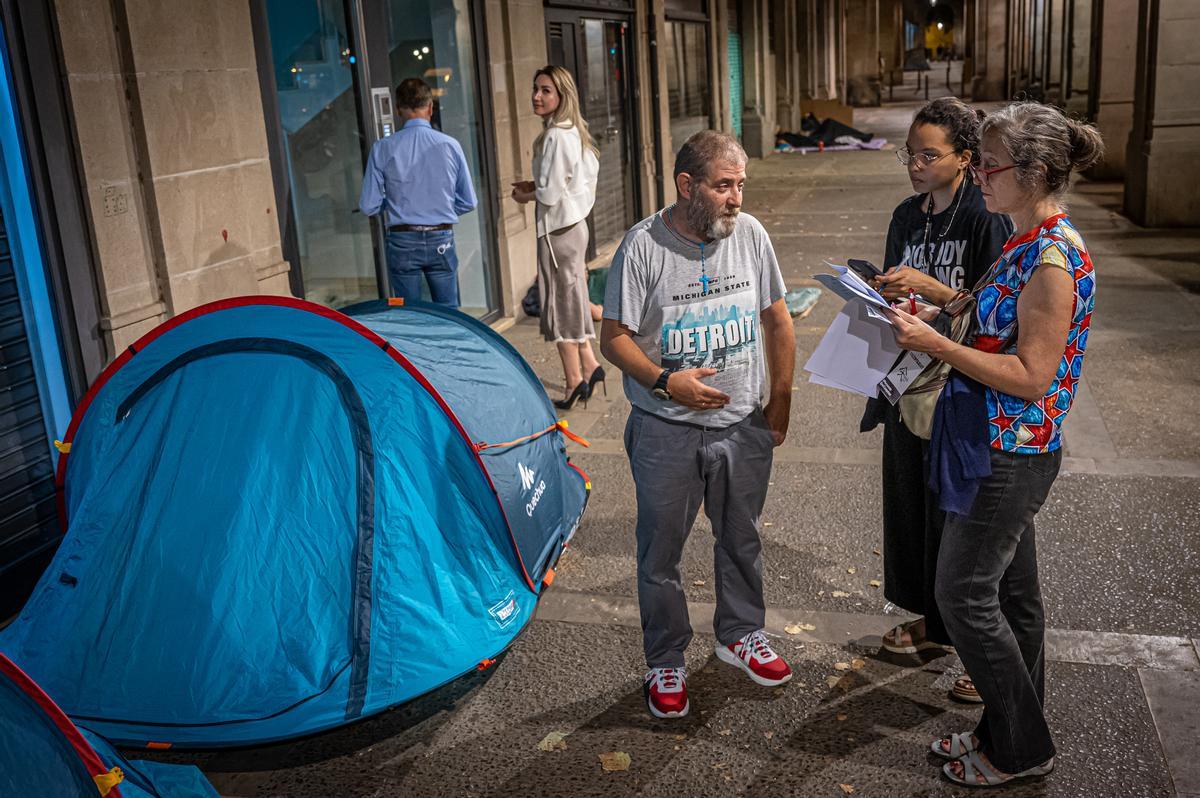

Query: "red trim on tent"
<box><xmin>0</xmin><ymin>653</ymin><xmax>124</xmax><ymax>797</ymax></box>
<box><xmin>54</xmin><ymin>295</ymin><xmax>537</xmax><ymax>593</ymax></box>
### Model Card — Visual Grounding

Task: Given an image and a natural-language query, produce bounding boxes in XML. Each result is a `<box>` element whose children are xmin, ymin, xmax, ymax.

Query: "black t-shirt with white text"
<box><xmin>860</xmin><ymin>178</ymin><xmax>1012</xmax><ymax>433</ymax></box>
<box><xmin>882</xmin><ymin>178</ymin><xmax>1012</xmax><ymax>293</ymax></box>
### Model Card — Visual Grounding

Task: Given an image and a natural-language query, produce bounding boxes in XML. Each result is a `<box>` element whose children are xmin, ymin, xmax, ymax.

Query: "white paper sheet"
<box><xmin>803</xmin><ymin>299</ymin><xmax>903</xmax><ymax>398</ymax></box>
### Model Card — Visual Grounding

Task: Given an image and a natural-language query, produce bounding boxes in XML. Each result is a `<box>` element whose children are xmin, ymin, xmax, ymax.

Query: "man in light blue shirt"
<box><xmin>359</xmin><ymin>78</ymin><xmax>478</xmax><ymax>307</ymax></box>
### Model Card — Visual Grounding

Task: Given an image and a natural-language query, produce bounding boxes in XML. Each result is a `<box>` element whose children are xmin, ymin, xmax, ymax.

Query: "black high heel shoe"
<box><xmin>586</xmin><ymin>366</ymin><xmax>607</xmax><ymax>398</ymax></box>
<box><xmin>554</xmin><ymin>382</ymin><xmax>589</xmax><ymax>410</ymax></box>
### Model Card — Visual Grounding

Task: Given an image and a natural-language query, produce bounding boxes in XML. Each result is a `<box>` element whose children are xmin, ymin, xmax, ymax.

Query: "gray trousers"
<box><xmin>935</xmin><ymin>447</ymin><xmax>1061</xmax><ymax>773</ymax></box>
<box><xmin>624</xmin><ymin>405</ymin><xmax>776</xmax><ymax>668</ymax></box>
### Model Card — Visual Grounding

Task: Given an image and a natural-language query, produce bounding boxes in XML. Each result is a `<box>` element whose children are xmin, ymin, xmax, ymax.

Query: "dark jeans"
<box><xmin>935</xmin><ymin>447</ymin><xmax>1062</xmax><ymax>773</ymax></box>
<box><xmin>879</xmin><ymin>405</ymin><xmax>951</xmax><ymax>645</ymax></box>
<box><xmin>385</xmin><ymin>229</ymin><xmax>459</xmax><ymax>307</ymax></box>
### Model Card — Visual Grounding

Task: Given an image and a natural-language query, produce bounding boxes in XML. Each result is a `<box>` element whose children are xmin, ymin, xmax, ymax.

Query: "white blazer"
<box><xmin>533</xmin><ymin>124</ymin><xmax>599</xmax><ymax>237</ymax></box>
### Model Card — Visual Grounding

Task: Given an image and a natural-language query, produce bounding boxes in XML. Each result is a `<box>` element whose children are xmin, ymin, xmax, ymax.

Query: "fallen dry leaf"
<box><xmin>537</xmin><ymin>731</ymin><xmax>568</xmax><ymax>752</ymax></box>
<box><xmin>598</xmin><ymin>751</ymin><xmax>631</xmax><ymax>772</ymax></box>
<box><xmin>839</xmin><ymin>784</ymin><xmax>856</xmax><ymax>795</ymax></box>
<box><xmin>869</xmin><ymin>580</ymin><xmax>882</xmax><ymax>588</ymax></box>
<box><xmin>846</xmin><ymin>567</ymin><xmax>857</xmax><ymax>574</ymax></box>
<box><xmin>832</xmin><ymin>662</ymin><xmax>851</xmax><ymax>671</ymax></box>
<box><xmin>836</xmin><ymin>713</ymin><xmax>848</xmax><ymax>721</ymax></box>
<box><xmin>832</xmin><ymin>590</ymin><xmax>851</xmax><ymax>598</ymax></box>
<box><xmin>799</xmin><ymin>622</ymin><xmax>816</xmax><ymax>631</ymax></box>
<box><xmin>717</xmin><ymin>728</ymin><xmax>732</xmax><ymax>736</ymax></box>
<box><xmin>711</xmin><ymin>762</ymin><xmax>729</xmax><ymax>770</ymax></box>
<box><xmin>784</xmin><ymin>623</ymin><xmax>803</xmax><ymax>635</ymax></box>
<box><xmin>692</xmin><ymin>580</ymin><xmax>706</xmax><ymax>586</ymax></box>
<box><xmin>826</xmin><ymin>675</ymin><xmax>842</xmax><ymax>688</ymax></box>
<box><xmin>851</xmin><ymin>658</ymin><xmax>866</xmax><ymax>670</ymax></box>
<box><xmin>674</xmin><ymin>733</ymin><xmax>687</xmax><ymax>741</ymax></box>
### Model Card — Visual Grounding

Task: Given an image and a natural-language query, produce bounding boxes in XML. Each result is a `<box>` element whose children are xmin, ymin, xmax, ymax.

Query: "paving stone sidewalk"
<box><xmin>168</xmin><ymin>102</ymin><xmax>1200</xmax><ymax>797</ymax></box>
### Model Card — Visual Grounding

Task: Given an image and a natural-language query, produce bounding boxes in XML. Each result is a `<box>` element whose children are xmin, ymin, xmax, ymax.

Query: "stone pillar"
<box><xmin>636</xmin><ymin>0</ymin><xmax>672</xmax><ymax>211</ymax></box>
<box><xmin>879</xmin><ymin>0</ymin><xmax>902</xmax><ymax>94</ymax></box>
<box><xmin>1063</xmin><ymin>0</ymin><xmax>1094</xmax><ymax>116</ymax></box>
<box><xmin>843</xmin><ymin>0</ymin><xmax>881</xmax><ymax>107</ymax></box>
<box><xmin>774</xmin><ymin>0</ymin><xmax>803</xmax><ymax>132</ymax></box>
<box><xmin>54</xmin><ymin>0</ymin><xmax>291</xmax><ymax>354</ymax></box>
<box><xmin>1124</xmin><ymin>0</ymin><xmax>1200</xmax><ymax>226</ymax></box>
<box><xmin>1088</xmin><ymin>0</ymin><xmax>1137</xmax><ymax>178</ymax></box>
<box><xmin>971</xmin><ymin>0</ymin><xmax>1009</xmax><ymax>100</ymax></box>
<box><xmin>483</xmin><ymin>0</ymin><xmax>546</xmax><ymax>317</ymax></box>
<box><xmin>739</xmin><ymin>0</ymin><xmax>777</xmax><ymax>158</ymax></box>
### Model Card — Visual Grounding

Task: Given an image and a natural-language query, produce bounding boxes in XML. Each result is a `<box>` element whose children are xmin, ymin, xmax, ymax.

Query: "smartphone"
<box><xmin>846</xmin><ymin>258</ymin><xmax>884</xmax><ymax>282</ymax></box>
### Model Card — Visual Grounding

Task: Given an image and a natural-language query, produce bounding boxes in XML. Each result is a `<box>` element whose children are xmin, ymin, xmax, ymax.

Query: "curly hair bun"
<box><xmin>1067</xmin><ymin>118</ymin><xmax>1104</xmax><ymax>171</ymax></box>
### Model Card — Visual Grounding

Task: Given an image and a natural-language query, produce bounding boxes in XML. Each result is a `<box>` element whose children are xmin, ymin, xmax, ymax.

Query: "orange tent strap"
<box><xmin>555</xmin><ymin>421</ymin><xmax>590</xmax><ymax>448</ymax></box>
<box><xmin>475</xmin><ymin>421</ymin><xmax>591</xmax><ymax>452</ymax></box>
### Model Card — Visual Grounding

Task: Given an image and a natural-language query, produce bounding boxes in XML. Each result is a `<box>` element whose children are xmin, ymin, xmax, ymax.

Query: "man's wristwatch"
<box><xmin>651</xmin><ymin>369</ymin><xmax>672</xmax><ymax>401</ymax></box>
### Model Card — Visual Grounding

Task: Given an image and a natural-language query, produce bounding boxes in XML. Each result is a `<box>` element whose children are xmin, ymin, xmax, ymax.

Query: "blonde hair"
<box><xmin>531</xmin><ymin>65</ymin><xmax>599</xmax><ymax>158</ymax></box>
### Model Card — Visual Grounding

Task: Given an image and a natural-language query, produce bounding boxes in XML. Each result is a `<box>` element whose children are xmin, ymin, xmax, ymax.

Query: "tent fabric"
<box><xmin>0</xmin><ymin>297</ymin><xmax>588</xmax><ymax>749</ymax></box>
<box><xmin>0</xmin><ymin>652</ymin><xmax>218</xmax><ymax>797</ymax></box>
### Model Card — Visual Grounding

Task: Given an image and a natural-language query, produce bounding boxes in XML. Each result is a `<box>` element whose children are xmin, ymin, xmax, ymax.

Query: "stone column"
<box><xmin>971</xmin><ymin>0</ymin><xmax>1010</xmax><ymax>100</ymax></box>
<box><xmin>739</xmin><ymin>0</ymin><xmax>777</xmax><ymax>158</ymax></box>
<box><xmin>774</xmin><ymin>0</ymin><xmax>802</xmax><ymax>131</ymax></box>
<box><xmin>1124</xmin><ymin>0</ymin><xmax>1200</xmax><ymax>226</ymax></box>
<box><xmin>483</xmin><ymin>0</ymin><xmax>546</xmax><ymax>317</ymax></box>
<box><xmin>843</xmin><ymin>0</ymin><xmax>882</xmax><ymax>107</ymax></box>
<box><xmin>879</xmin><ymin>0</ymin><xmax>902</xmax><ymax>96</ymax></box>
<box><xmin>1088</xmin><ymin>0</ymin><xmax>1137</xmax><ymax>178</ymax></box>
<box><xmin>54</xmin><ymin>0</ymin><xmax>290</xmax><ymax>353</ymax></box>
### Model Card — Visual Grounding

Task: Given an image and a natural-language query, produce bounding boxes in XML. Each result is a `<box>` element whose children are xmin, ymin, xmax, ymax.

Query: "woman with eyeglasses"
<box><xmin>861</xmin><ymin>98</ymin><xmax>1011</xmax><ymax>700</ymax></box>
<box><xmin>886</xmin><ymin>102</ymin><xmax>1103</xmax><ymax>787</ymax></box>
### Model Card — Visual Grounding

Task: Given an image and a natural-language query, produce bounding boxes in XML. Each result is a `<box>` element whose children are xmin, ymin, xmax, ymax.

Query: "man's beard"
<box><xmin>685</xmin><ymin>196</ymin><xmax>739</xmax><ymax>240</ymax></box>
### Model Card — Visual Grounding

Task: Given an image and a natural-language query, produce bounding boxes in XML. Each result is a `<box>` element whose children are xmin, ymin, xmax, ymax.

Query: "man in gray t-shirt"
<box><xmin>600</xmin><ymin>131</ymin><xmax>797</xmax><ymax>720</ymax></box>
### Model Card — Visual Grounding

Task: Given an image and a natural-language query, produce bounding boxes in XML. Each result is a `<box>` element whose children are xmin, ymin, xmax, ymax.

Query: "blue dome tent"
<box><xmin>0</xmin><ymin>653</ymin><xmax>218</xmax><ymax>796</ymax></box>
<box><xmin>0</xmin><ymin>297</ymin><xmax>589</xmax><ymax>748</ymax></box>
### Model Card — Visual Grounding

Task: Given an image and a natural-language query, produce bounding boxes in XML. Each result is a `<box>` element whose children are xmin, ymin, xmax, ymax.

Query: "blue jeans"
<box><xmin>384</xmin><ymin>229</ymin><xmax>460</xmax><ymax>308</ymax></box>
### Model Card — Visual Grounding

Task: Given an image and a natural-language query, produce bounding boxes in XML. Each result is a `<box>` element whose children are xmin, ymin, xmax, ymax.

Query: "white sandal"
<box><xmin>942</xmin><ymin>750</ymin><xmax>1054</xmax><ymax>787</ymax></box>
<box><xmin>930</xmin><ymin>731</ymin><xmax>977</xmax><ymax>760</ymax></box>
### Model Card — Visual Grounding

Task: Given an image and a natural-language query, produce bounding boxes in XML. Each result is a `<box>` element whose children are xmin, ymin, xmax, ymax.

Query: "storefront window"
<box><xmin>663</xmin><ymin>21</ymin><xmax>712</xmax><ymax>150</ymax></box>
<box><xmin>385</xmin><ymin>0</ymin><xmax>497</xmax><ymax>317</ymax></box>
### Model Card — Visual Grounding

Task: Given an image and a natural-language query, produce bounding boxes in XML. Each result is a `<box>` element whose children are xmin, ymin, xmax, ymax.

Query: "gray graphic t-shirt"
<box><xmin>602</xmin><ymin>210</ymin><xmax>787</xmax><ymax>428</ymax></box>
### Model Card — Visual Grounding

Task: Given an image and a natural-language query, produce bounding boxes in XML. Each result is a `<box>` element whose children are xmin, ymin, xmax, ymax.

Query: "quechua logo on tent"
<box><xmin>518</xmin><ymin>461</ymin><xmax>546</xmax><ymax>517</ymax></box>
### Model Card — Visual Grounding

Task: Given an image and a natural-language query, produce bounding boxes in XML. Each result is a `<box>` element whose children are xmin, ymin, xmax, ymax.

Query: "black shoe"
<box><xmin>586</xmin><ymin>366</ymin><xmax>606</xmax><ymax>398</ymax></box>
<box><xmin>554</xmin><ymin>382</ymin><xmax>589</xmax><ymax>410</ymax></box>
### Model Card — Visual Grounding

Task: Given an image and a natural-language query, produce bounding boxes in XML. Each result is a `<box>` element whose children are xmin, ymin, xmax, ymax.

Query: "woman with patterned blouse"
<box><xmin>885</xmin><ymin>101</ymin><xmax>1103</xmax><ymax>788</ymax></box>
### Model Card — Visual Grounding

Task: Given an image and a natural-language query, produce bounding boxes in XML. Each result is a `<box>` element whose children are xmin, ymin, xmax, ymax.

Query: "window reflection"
<box><xmin>266</xmin><ymin>0</ymin><xmax>378</xmax><ymax>307</ymax></box>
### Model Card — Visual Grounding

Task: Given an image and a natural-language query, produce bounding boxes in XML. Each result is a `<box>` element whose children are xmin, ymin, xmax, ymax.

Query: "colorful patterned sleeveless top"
<box><xmin>972</xmin><ymin>214</ymin><xmax>1095</xmax><ymax>454</ymax></box>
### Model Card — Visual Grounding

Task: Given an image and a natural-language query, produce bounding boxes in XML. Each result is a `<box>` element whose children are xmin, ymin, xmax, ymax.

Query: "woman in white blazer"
<box><xmin>511</xmin><ymin>65</ymin><xmax>602</xmax><ymax>409</ymax></box>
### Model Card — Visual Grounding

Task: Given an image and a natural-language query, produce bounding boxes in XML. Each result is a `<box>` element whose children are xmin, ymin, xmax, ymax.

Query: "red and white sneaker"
<box><xmin>644</xmin><ymin>667</ymin><xmax>689</xmax><ymax>718</ymax></box>
<box><xmin>716</xmin><ymin>630</ymin><xmax>793</xmax><ymax>687</ymax></box>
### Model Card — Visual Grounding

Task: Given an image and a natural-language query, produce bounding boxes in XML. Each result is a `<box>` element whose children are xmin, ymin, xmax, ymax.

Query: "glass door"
<box><xmin>262</xmin><ymin>0</ymin><xmax>379</xmax><ymax>307</ymax></box>
<box><xmin>379</xmin><ymin>0</ymin><xmax>499</xmax><ymax>318</ymax></box>
<box><xmin>546</xmin><ymin>12</ymin><xmax>639</xmax><ymax>257</ymax></box>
